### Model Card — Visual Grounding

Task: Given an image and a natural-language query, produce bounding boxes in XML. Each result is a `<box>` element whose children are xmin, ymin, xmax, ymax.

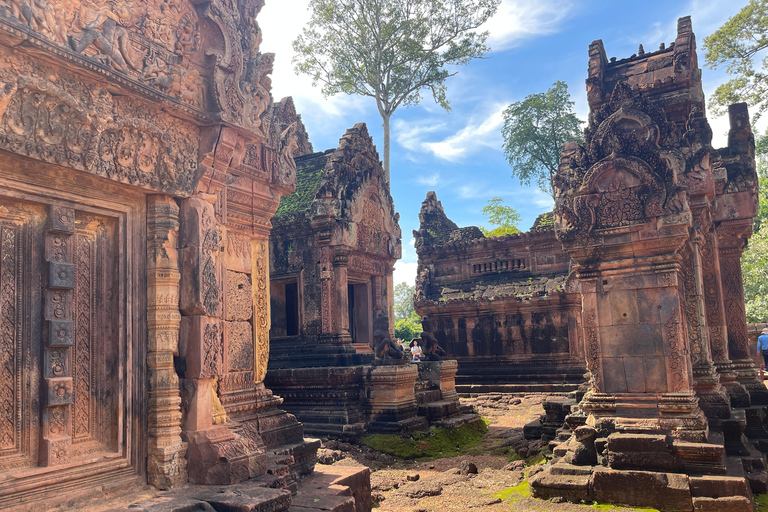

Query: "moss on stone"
<box><xmin>531</xmin><ymin>211</ymin><xmax>555</xmax><ymax>230</ymax></box>
<box><xmin>359</xmin><ymin>417</ymin><xmax>487</xmax><ymax>460</ymax></box>
<box><xmin>275</xmin><ymin>151</ymin><xmax>329</xmax><ymax>216</ymax></box>
<box><xmin>493</xmin><ymin>479</ymin><xmax>531</xmax><ymax>501</ymax></box>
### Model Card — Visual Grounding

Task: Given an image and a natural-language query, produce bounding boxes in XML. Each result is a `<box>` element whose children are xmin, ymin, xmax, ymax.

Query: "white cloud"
<box><xmin>394</xmin><ymin>261</ymin><xmax>419</xmax><ymax>286</ymax></box>
<box><xmin>396</xmin><ymin>104</ymin><xmax>506</xmax><ymax>162</ymax></box>
<box><xmin>416</xmin><ymin>173</ymin><xmax>441</xmax><ymax>187</ymax></box>
<box><xmin>483</xmin><ymin>0</ymin><xmax>575</xmax><ymax>52</ymax></box>
<box><xmin>259</xmin><ymin>0</ymin><xmax>366</xmax><ymax>121</ymax></box>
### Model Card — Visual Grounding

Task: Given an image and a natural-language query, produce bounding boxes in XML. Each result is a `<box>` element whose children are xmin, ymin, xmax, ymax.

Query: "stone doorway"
<box><xmin>0</xmin><ymin>169</ymin><xmax>144</xmax><ymax>509</ymax></box>
<box><xmin>348</xmin><ymin>280</ymin><xmax>372</xmax><ymax>350</ymax></box>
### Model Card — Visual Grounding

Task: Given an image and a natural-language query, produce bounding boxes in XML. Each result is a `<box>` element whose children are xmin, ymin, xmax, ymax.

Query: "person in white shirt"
<box><xmin>410</xmin><ymin>339</ymin><xmax>422</xmax><ymax>362</ymax></box>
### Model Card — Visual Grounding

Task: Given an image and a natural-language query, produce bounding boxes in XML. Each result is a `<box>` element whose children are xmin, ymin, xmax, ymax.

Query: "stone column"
<box><xmin>333</xmin><ymin>248</ymin><xmax>352</xmax><ymax>343</ymax></box>
<box><xmin>701</xmin><ymin>228</ymin><xmax>748</xmax><ymax>406</ymax></box>
<box><xmin>682</xmin><ymin>239</ymin><xmax>731</xmax><ymax>420</ymax></box>
<box><xmin>718</xmin><ymin>220</ymin><xmax>768</xmax><ymax>405</ymax></box>
<box><xmin>178</xmin><ymin>194</ymin><xmax>264</xmax><ymax>485</ymax></box>
<box><xmin>146</xmin><ymin>196</ymin><xmax>188</xmax><ymax>489</ymax></box>
<box><xmin>40</xmin><ymin>206</ymin><xmax>76</xmax><ymax>467</ymax></box>
<box><xmin>387</xmin><ymin>265</ymin><xmax>396</xmax><ymax>340</ymax></box>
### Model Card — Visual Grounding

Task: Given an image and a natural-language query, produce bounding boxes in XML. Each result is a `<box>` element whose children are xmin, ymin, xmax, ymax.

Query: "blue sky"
<box><xmin>260</xmin><ymin>0</ymin><xmax>751</xmax><ymax>286</ymax></box>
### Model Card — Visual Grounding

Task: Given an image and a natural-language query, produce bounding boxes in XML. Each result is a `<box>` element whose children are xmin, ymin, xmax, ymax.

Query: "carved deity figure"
<box><xmin>69</xmin><ymin>3</ymin><xmax>141</xmax><ymax>72</ymax></box>
<box><xmin>246</xmin><ymin>53</ymin><xmax>274</xmax><ymax>134</ymax></box>
<box><xmin>278</xmin><ymin>122</ymin><xmax>299</xmax><ymax>182</ymax></box>
<box><xmin>419</xmin><ymin>316</ymin><xmax>445</xmax><ymax>360</ymax></box>
<box><xmin>374</xmin><ymin>314</ymin><xmax>402</xmax><ymax>360</ymax></box>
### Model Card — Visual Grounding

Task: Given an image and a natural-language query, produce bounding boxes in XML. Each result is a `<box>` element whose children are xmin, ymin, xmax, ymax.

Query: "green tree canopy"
<box><xmin>395</xmin><ymin>311</ymin><xmax>423</xmax><ymax>342</ymax></box>
<box><xmin>743</xmin><ymin>223</ymin><xmax>768</xmax><ymax>323</ymax></box>
<box><xmin>394</xmin><ymin>282</ymin><xmax>416</xmax><ymax>321</ymax></box>
<box><xmin>703</xmin><ymin>0</ymin><xmax>768</xmax><ymax>119</ymax></box>
<box><xmin>480</xmin><ymin>197</ymin><xmax>520</xmax><ymax>237</ymax></box>
<box><xmin>501</xmin><ymin>81</ymin><xmax>583</xmax><ymax>199</ymax></box>
<box><xmin>293</xmin><ymin>0</ymin><xmax>500</xmax><ymax>180</ymax></box>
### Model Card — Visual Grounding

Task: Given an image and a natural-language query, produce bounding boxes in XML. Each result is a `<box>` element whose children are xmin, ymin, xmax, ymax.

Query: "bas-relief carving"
<box><xmin>0</xmin><ymin>52</ymin><xmax>200</xmax><ymax>196</ymax></box>
<box><xmin>252</xmin><ymin>238</ymin><xmax>269</xmax><ymax>383</ymax></box>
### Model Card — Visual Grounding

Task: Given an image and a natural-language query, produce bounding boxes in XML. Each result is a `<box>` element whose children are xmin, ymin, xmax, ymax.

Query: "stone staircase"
<box><xmin>100</xmin><ymin>464</ymin><xmax>371</xmax><ymax>512</ymax></box>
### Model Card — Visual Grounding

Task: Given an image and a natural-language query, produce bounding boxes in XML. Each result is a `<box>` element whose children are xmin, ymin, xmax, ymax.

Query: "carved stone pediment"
<box><xmin>0</xmin><ymin>0</ymin><xmax>276</xmax><ymax>142</ymax></box>
<box><xmin>0</xmin><ymin>53</ymin><xmax>200</xmax><ymax>195</ymax></box>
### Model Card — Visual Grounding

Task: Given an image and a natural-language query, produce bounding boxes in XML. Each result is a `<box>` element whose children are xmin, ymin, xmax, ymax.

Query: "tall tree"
<box><xmin>742</xmin><ymin>223</ymin><xmax>768</xmax><ymax>323</ymax></box>
<box><xmin>501</xmin><ymin>81</ymin><xmax>583</xmax><ymax>200</ymax></box>
<box><xmin>293</xmin><ymin>0</ymin><xmax>500</xmax><ymax>181</ymax></box>
<box><xmin>393</xmin><ymin>282</ymin><xmax>415</xmax><ymax>321</ymax></box>
<box><xmin>480</xmin><ymin>197</ymin><xmax>520</xmax><ymax>237</ymax></box>
<box><xmin>703</xmin><ymin>0</ymin><xmax>768</xmax><ymax>119</ymax></box>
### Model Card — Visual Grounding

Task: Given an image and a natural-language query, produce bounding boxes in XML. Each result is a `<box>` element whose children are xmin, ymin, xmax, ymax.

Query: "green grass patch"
<box><xmin>756</xmin><ymin>493</ymin><xmax>768</xmax><ymax>511</ymax></box>
<box><xmin>494</xmin><ymin>479</ymin><xmax>531</xmax><ymax>502</ymax></box>
<box><xmin>360</xmin><ymin>418</ymin><xmax>487</xmax><ymax>460</ymax></box>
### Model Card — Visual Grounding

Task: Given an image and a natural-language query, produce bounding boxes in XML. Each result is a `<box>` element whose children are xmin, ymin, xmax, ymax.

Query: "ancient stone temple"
<box><xmin>267</xmin><ymin>124</ymin><xmax>477</xmax><ymax>436</ymax></box>
<box><xmin>531</xmin><ymin>17</ymin><xmax>766</xmax><ymax>511</ymax></box>
<box><xmin>413</xmin><ymin>192</ymin><xmax>586</xmax><ymax>393</ymax></box>
<box><xmin>0</xmin><ymin>2</ymin><xmax>339</xmax><ymax>510</ymax></box>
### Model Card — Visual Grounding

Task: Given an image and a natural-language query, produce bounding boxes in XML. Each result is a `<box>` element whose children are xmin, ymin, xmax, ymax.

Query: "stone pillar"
<box><xmin>387</xmin><ymin>265</ymin><xmax>396</xmax><ymax>340</ymax></box>
<box><xmin>701</xmin><ymin>228</ymin><xmax>748</xmax><ymax>406</ymax></box>
<box><xmin>179</xmin><ymin>194</ymin><xmax>265</xmax><ymax>485</ymax></box>
<box><xmin>146</xmin><ymin>196</ymin><xmax>188</xmax><ymax>489</ymax></box>
<box><xmin>333</xmin><ymin>248</ymin><xmax>352</xmax><ymax>343</ymax></box>
<box><xmin>40</xmin><ymin>206</ymin><xmax>76</xmax><ymax>467</ymax></box>
<box><xmin>682</xmin><ymin>239</ymin><xmax>731</xmax><ymax>419</ymax></box>
<box><xmin>718</xmin><ymin>220</ymin><xmax>768</xmax><ymax>405</ymax></box>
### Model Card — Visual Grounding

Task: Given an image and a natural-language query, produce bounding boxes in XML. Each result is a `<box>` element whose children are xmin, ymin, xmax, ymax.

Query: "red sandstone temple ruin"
<box><xmin>0</xmin><ymin>1</ymin><xmax>371</xmax><ymax>511</ymax></box>
<box><xmin>266</xmin><ymin>124</ymin><xmax>478</xmax><ymax>436</ymax></box>
<box><xmin>414</xmin><ymin>193</ymin><xmax>586</xmax><ymax>393</ymax></box>
<box><xmin>529</xmin><ymin>17</ymin><xmax>767</xmax><ymax>511</ymax></box>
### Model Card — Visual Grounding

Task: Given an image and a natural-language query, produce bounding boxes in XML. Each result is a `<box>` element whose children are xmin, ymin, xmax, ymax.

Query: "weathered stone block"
<box><xmin>692</xmin><ymin>496</ymin><xmax>753</xmax><ymax>512</ymax></box>
<box><xmin>226</xmin><ymin>270</ymin><xmax>252</xmax><ymax>321</ymax></box>
<box><xmin>226</xmin><ymin>321</ymin><xmax>254</xmax><ymax>372</ymax></box>
<box><xmin>180</xmin><ymin>316</ymin><xmax>223</xmax><ymax>379</ymax></box>
<box><xmin>590</xmin><ymin>468</ymin><xmax>692</xmax><ymax>511</ymax></box>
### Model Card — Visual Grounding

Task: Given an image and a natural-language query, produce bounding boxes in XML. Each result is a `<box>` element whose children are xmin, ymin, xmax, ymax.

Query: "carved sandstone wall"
<box><xmin>0</xmin><ymin>1</ymin><xmax>316</xmax><ymax>508</ymax></box>
<box><xmin>413</xmin><ymin>192</ymin><xmax>585</xmax><ymax>390</ymax></box>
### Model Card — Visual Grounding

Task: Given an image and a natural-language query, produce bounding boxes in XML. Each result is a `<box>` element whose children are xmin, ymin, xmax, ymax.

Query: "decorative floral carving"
<box><xmin>253</xmin><ymin>239</ymin><xmax>269</xmax><ymax>383</ymax></box>
<box><xmin>202</xmin><ymin>322</ymin><xmax>222</xmax><ymax>378</ymax></box>
<box><xmin>0</xmin><ymin>227</ymin><xmax>16</xmax><ymax>449</ymax></box>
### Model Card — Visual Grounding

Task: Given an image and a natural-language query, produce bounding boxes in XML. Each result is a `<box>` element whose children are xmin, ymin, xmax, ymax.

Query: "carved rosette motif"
<box><xmin>252</xmin><ymin>238</ymin><xmax>269</xmax><ymax>383</ymax></box>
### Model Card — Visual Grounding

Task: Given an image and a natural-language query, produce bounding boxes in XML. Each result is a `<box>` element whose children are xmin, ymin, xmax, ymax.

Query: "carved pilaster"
<box><xmin>700</xmin><ymin>228</ymin><xmax>748</xmax><ymax>406</ymax></box>
<box><xmin>40</xmin><ymin>206</ymin><xmax>75</xmax><ymax>467</ymax></box>
<box><xmin>682</xmin><ymin>240</ymin><xmax>731</xmax><ymax>419</ymax></box>
<box><xmin>717</xmin><ymin>220</ymin><xmax>768</xmax><ymax>405</ymax></box>
<box><xmin>252</xmin><ymin>237</ymin><xmax>270</xmax><ymax>384</ymax></box>
<box><xmin>146</xmin><ymin>195</ymin><xmax>188</xmax><ymax>489</ymax></box>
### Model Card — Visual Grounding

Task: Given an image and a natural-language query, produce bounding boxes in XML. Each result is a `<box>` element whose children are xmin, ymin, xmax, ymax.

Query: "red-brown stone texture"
<box><xmin>0</xmin><ymin>0</ymin><xmax>323</xmax><ymax>509</ymax></box>
<box><xmin>530</xmin><ymin>15</ymin><xmax>765</xmax><ymax>511</ymax></box>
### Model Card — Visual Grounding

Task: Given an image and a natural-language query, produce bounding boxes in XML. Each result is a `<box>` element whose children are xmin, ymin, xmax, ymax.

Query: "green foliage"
<box><xmin>394</xmin><ymin>311</ymin><xmax>423</xmax><ymax>342</ymax></box>
<box><xmin>360</xmin><ymin>418</ymin><xmax>487</xmax><ymax>460</ymax></box>
<box><xmin>293</xmin><ymin>0</ymin><xmax>500</xmax><ymax>174</ymax></box>
<box><xmin>703</xmin><ymin>0</ymin><xmax>768</xmax><ymax>119</ymax></box>
<box><xmin>480</xmin><ymin>197</ymin><xmax>521</xmax><ymax>237</ymax></box>
<box><xmin>393</xmin><ymin>282</ymin><xmax>415</xmax><ymax>321</ymax></box>
<box><xmin>501</xmin><ymin>81</ymin><xmax>584</xmax><ymax>199</ymax></box>
<box><xmin>743</xmin><ymin>223</ymin><xmax>768</xmax><ymax>323</ymax></box>
<box><xmin>756</xmin><ymin>492</ymin><xmax>768</xmax><ymax>511</ymax></box>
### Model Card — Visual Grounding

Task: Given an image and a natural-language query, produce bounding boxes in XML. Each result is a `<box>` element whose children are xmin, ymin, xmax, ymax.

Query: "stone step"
<box><xmin>289</xmin><ymin>493</ymin><xmax>355</xmax><ymax>512</ymax></box>
<box><xmin>417</xmin><ymin>400</ymin><xmax>459</xmax><ymax>420</ymax></box>
<box><xmin>691</xmin><ymin>496</ymin><xmax>753</xmax><ymax>512</ymax></box>
<box><xmin>415</xmin><ymin>389</ymin><xmax>443</xmax><ymax>404</ymax></box>
<box><xmin>456</xmin><ymin>383</ymin><xmax>581</xmax><ymax>394</ymax></box>
<box><xmin>432</xmin><ymin>412</ymin><xmax>482</xmax><ymax>430</ymax></box>
<box><xmin>115</xmin><ymin>486</ymin><xmax>293</xmax><ymax>512</ymax></box>
<box><xmin>690</xmin><ymin>475</ymin><xmax>751</xmax><ymax>500</ymax></box>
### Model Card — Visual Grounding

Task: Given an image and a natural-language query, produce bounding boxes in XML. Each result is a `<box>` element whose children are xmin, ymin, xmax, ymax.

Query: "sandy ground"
<box><xmin>325</xmin><ymin>394</ymin><xmax>659</xmax><ymax>512</ymax></box>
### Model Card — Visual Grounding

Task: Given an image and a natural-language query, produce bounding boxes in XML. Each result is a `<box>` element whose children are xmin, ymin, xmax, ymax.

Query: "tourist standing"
<box><xmin>410</xmin><ymin>339</ymin><xmax>422</xmax><ymax>362</ymax></box>
<box><xmin>759</xmin><ymin>328</ymin><xmax>768</xmax><ymax>380</ymax></box>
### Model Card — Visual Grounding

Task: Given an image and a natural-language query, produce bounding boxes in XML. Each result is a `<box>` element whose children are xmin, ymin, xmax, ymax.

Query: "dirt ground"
<box><xmin>322</xmin><ymin>394</ymin><xmax>656</xmax><ymax>512</ymax></box>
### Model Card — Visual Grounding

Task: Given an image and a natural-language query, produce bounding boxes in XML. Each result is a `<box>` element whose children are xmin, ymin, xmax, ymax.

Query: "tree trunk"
<box><xmin>382</xmin><ymin>113</ymin><xmax>390</xmax><ymax>182</ymax></box>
